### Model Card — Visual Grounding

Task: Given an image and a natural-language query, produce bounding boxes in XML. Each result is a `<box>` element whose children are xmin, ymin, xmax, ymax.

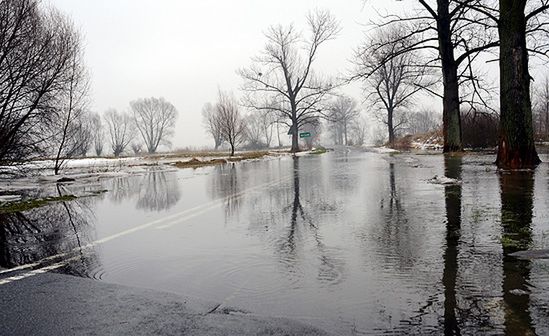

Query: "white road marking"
<box><xmin>0</xmin><ymin>174</ymin><xmax>291</xmax><ymax>284</ymax></box>
<box><xmin>0</xmin><ymin>256</ymin><xmax>81</xmax><ymax>285</ymax></box>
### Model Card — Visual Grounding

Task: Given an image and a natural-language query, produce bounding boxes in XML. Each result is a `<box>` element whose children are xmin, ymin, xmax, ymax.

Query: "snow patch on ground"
<box><xmin>363</xmin><ymin>146</ymin><xmax>400</xmax><ymax>154</ymax></box>
<box><xmin>428</xmin><ymin>175</ymin><xmax>461</xmax><ymax>185</ymax></box>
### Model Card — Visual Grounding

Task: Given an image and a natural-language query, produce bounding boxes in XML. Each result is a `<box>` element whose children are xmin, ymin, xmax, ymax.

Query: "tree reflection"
<box><xmin>0</xmin><ymin>192</ymin><xmax>98</xmax><ymax>277</ymax></box>
<box><xmin>136</xmin><ymin>172</ymin><xmax>181</xmax><ymax>211</ymax></box>
<box><xmin>280</xmin><ymin>157</ymin><xmax>343</xmax><ymax>284</ymax></box>
<box><xmin>376</xmin><ymin>162</ymin><xmax>416</xmax><ymax>270</ymax></box>
<box><xmin>499</xmin><ymin>171</ymin><xmax>534</xmax><ymax>335</ymax></box>
<box><xmin>109</xmin><ymin>171</ymin><xmax>181</xmax><ymax>212</ymax></box>
<box><xmin>442</xmin><ymin>155</ymin><xmax>462</xmax><ymax>336</ymax></box>
<box><xmin>209</xmin><ymin>164</ymin><xmax>243</xmax><ymax>218</ymax></box>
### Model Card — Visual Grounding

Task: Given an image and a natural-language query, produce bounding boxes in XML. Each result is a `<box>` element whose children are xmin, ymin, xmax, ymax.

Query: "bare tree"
<box><xmin>130</xmin><ymin>97</ymin><xmax>178</xmax><ymax>154</ymax></box>
<box><xmin>357</xmin><ymin>1</ymin><xmax>500</xmax><ymax>152</ymax></box>
<box><xmin>327</xmin><ymin>96</ymin><xmax>360</xmax><ymax>146</ymax></box>
<box><xmin>202</xmin><ymin>102</ymin><xmax>223</xmax><ymax>150</ymax></box>
<box><xmin>533</xmin><ymin>76</ymin><xmax>549</xmax><ymax>140</ymax></box>
<box><xmin>0</xmin><ymin>0</ymin><xmax>86</xmax><ymax>165</ymax></box>
<box><xmin>68</xmin><ymin>111</ymin><xmax>93</xmax><ymax>157</ymax></box>
<box><xmin>53</xmin><ymin>34</ymin><xmax>89</xmax><ymax>175</ymax></box>
<box><xmin>104</xmin><ymin>109</ymin><xmax>134</xmax><ymax>157</ymax></box>
<box><xmin>216</xmin><ymin>91</ymin><xmax>247</xmax><ymax>156</ymax></box>
<box><xmin>240</xmin><ymin>10</ymin><xmax>339</xmax><ymax>152</ymax></box>
<box><xmin>245</xmin><ymin>110</ymin><xmax>276</xmax><ymax>149</ymax></box>
<box><xmin>407</xmin><ymin>108</ymin><xmax>440</xmax><ymax>135</ymax></box>
<box><xmin>90</xmin><ymin>112</ymin><xmax>104</xmax><ymax>156</ymax></box>
<box><xmin>358</xmin><ymin>25</ymin><xmax>433</xmax><ymax>147</ymax></box>
<box><xmin>246</xmin><ymin>113</ymin><xmax>267</xmax><ymax>149</ymax></box>
<box><xmin>350</xmin><ymin>117</ymin><xmax>368</xmax><ymax>146</ymax></box>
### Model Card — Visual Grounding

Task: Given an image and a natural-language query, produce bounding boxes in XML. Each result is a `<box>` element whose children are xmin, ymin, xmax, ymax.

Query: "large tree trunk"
<box><xmin>438</xmin><ymin>0</ymin><xmax>462</xmax><ymax>152</ymax></box>
<box><xmin>387</xmin><ymin>109</ymin><xmax>395</xmax><ymax>147</ymax></box>
<box><xmin>496</xmin><ymin>0</ymin><xmax>540</xmax><ymax>169</ymax></box>
<box><xmin>291</xmin><ymin>113</ymin><xmax>299</xmax><ymax>152</ymax></box>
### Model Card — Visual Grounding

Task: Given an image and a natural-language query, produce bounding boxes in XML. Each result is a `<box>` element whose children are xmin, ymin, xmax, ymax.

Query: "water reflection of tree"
<box><xmin>109</xmin><ymin>171</ymin><xmax>181</xmax><ymax>212</ymax></box>
<box><xmin>209</xmin><ymin>164</ymin><xmax>242</xmax><ymax>218</ymax></box>
<box><xmin>499</xmin><ymin>171</ymin><xmax>534</xmax><ymax>335</ymax></box>
<box><xmin>136</xmin><ymin>172</ymin><xmax>181</xmax><ymax>211</ymax></box>
<box><xmin>442</xmin><ymin>155</ymin><xmax>462</xmax><ymax>336</ymax></box>
<box><xmin>280</xmin><ymin>157</ymin><xmax>344</xmax><ymax>284</ymax></box>
<box><xmin>0</xmin><ymin>192</ymin><xmax>99</xmax><ymax>277</ymax></box>
<box><xmin>376</xmin><ymin>162</ymin><xmax>416</xmax><ymax>270</ymax></box>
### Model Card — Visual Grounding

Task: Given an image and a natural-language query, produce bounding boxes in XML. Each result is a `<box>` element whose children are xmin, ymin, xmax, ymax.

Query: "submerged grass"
<box><xmin>174</xmin><ymin>151</ymin><xmax>271</xmax><ymax>169</ymax></box>
<box><xmin>310</xmin><ymin>147</ymin><xmax>327</xmax><ymax>155</ymax></box>
<box><xmin>0</xmin><ymin>195</ymin><xmax>77</xmax><ymax>214</ymax></box>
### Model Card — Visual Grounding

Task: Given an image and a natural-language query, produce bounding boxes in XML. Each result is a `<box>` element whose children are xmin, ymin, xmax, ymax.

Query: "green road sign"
<box><xmin>299</xmin><ymin>132</ymin><xmax>311</xmax><ymax>138</ymax></box>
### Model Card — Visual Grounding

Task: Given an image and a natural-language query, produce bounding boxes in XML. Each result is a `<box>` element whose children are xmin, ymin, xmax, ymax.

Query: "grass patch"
<box><xmin>0</xmin><ymin>195</ymin><xmax>77</xmax><ymax>214</ymax></box>
<box><xmin>310</xmin><ymin>147</ymin><xmax>327</xmax><ymax>155</ymax></box>
<box><xmin>174</xmin><ymin>151</ymin><xmax>271</xmax><ymax>169</ymax></box>
<box><xmin>174</xmin><ymin>158</ymin><xmax>227</xmax><ymax>168</ymax></box>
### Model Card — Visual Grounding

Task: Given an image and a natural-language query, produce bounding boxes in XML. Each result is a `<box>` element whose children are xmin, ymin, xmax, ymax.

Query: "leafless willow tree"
<box><xmin>327</xmin><ymin>96</ymin><xmax>360</xmax><ymax>146</ymax></box>
<box><xmin>130</xmin><ymin>97</ymin><xmax>178</xmax><ymax>154</ymax></box>
<box><xmin>357</xmin><ymin>25</ymin><xmax>434</xmax><ymax>147</ymax></box>
<box><xmin>202</xmin><ymin>102</ymin><xmax>223</xmax><ymax>150</ymax></box>
<box><xmin>53</xmin><ymin>35</ymin><xmax>90</xmax><ymax>174</ymax></box>
<box><xmin>90</xmin><ymin>112</ymin><xmax>104</xmax><ymax>156</ymax></box>
<box><xmin>104</xmin><ymin>109</ymin><xmax>134</xmax><ymax>157</ymax></box>
<box><xmin>240</xmin><ymin>10</ymin><xmax>340</xmax><ymax>152</ymax></box>
<box><xmin>216</xmin><ymin>91</ymin><xmax>247</xmax><ymax>156</ymax></box>
<box><xmin>0</xmin><ymin>0</ymin><xmax>86</xmax><ymax>165</ymax></box>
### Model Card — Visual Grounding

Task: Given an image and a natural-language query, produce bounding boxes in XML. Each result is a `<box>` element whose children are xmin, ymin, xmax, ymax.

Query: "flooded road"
<box><xmin>1</xmin><ymin>149</ymin><xmax>549</xmax><ymax>335</ymax></box>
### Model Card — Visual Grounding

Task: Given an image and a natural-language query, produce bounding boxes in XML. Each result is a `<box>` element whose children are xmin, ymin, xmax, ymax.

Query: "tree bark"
<box><xmin>291</xmin><ymin>113</ymin><xmax>299</xmax><ymax>152</ymax></box>
<box><xmin>387</xmin><ymin>108</ymin><xmax>395</xmax><ymax>147</ymax></box>
<box><xmin>437</xmin><ymin>0</ymin><xmax>462</xmax><ymax>152</ymax></box>
<box><xmin>496</xmin><ymin>0</ymin><xmax>540</xmax><ymax>169</ymax></box>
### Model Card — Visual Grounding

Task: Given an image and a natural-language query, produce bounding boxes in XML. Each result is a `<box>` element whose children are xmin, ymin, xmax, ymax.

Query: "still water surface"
<box><xmin>1</xmin><ymin>150</ymin><xmax>549</xmax><ymax>335</ymax></box>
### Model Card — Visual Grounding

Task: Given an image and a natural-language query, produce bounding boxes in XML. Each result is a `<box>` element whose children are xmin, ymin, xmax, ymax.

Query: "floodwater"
<box><xmin>1</xmin><ymin>149</ymin><xmax>549</xmax><ymax>335</ymax></box>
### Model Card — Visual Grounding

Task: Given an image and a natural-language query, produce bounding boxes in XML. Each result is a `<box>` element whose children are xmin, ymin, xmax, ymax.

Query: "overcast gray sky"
<box><xmin>46</xmin><ymin>0</ymin><xmax>416</xmax><ymax>149</ymax></box>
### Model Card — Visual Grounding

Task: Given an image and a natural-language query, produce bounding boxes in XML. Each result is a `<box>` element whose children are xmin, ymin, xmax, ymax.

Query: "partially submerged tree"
<box><xmin>357</xmin><ymin>25</ymin><xmax>434</xmax><ymax>147</ymax></box>
<box><xmin>202</xmin><ymin>102</ymin><xmax>223</xmax><ymax>150</ymax></box>
<box><xmin>496</xmin><ymin>0</ymin><xmax>542</xmax><ymax>168</ymax></box>
<box><xmin>130</xmin><ymin>97</ymin><xmax>178</xmax><ymax>154</ymax></box>
<box><xmin>240</xmin><ymin>10</ymin><xmax>339</xmax><ymax>152</ymax></box>
<box><xmin>358</xmin><ymin>1</ymin><xmax>499</xmax><ymax>152</ymax></box>
<box><xmin>216</xmin><ymin>91</ymin><xmax>247</xmax><ymax>156</ymax></box>
<box><xmin>104</xmin><ymin>109</ymin><xmax>134</xmax><ymax>157</ymax></box>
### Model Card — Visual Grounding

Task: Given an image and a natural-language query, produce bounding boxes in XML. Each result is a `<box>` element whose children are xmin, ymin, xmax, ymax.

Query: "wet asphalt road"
<box><xmin>0</xmin><ymin>271</ymin><xmax>327</xmax><ymax>336</ymax></box>
<box><xmin>1</xmin><ymin>148</ymin><xmax>549</xmax><ymax>335</ymax></box>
